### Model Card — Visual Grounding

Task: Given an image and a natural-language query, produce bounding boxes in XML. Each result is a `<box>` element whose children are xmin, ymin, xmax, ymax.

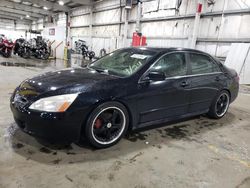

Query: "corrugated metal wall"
<box><xmin>70</xmin><ymin>0</ymin><xmax>250</xmax><ymax>58</ymax></box>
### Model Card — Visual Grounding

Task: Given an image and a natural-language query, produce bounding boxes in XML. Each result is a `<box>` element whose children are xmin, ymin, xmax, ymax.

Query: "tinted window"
<box><xmin>189</xmin><ymin>53</ymin><xmax>221</xmax><ymax>74</ymax></box>
<box><xmin>151</xmin><ymin>53</ymin><xmax>187</xmax><ymax>78</ymax></box>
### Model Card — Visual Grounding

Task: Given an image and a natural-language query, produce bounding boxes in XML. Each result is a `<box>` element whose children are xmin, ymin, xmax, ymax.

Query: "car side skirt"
<box><xmin>133</xmin><ymin>109</ymin><xmax>209</xmax><ymax>130</ymax></box>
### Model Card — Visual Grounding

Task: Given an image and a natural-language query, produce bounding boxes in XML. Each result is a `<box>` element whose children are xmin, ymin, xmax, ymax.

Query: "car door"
<box><xmin>136</xmin><ymin>52</ymin><xmax>191</xmax><ymax>125</ymax></box>
<box><xmin>187</xmin><ymin>52</ymin><xmax>223</xmax><ymax>113</ymax></box>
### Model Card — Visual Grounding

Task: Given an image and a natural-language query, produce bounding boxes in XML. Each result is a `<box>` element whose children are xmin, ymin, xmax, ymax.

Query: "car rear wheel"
<box><xmin>85</xmin><ymin>102</ymin><xmax>129</xmax><ymax>148</ymax></box>
<box><xmin>207</xmin><ymin>90</ymin><xmax>230</xmax><ymax>119</ymax></box>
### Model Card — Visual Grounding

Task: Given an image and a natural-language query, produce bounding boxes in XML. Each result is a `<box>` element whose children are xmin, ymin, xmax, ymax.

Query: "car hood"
<box><xmin>16</xmin><ymin>68</ymin><xmax>120</xmax><ymax>99</ymax></box>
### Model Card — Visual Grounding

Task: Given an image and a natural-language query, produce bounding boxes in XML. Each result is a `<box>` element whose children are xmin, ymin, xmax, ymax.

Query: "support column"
<box><xmin>89</xmin><ymin>5</ymin><xmax>93</xmax><ymax>50</ymax></box>
<box><xmin>215</xmin><ymin>0</ymin><xmax>228</xmax><ymax>56</ymax></box>
<box><xmin>190</xmin><ymin>1</ymin><xmax>202</xmax><ymax>49</ymax></box>
<box><xmin>66</xmin><ymin>12</ymin><xmax>72</xmax><ymax>61</ymax></box>
<box><xmin>123</xmin><ymin>9</ymin><xmax>129</xmax><ymax>47</ymax></box>
<box><xmin>136</xmin><ymin>1</ymin><xmax>142</xmax><ymax>32</ymax></box>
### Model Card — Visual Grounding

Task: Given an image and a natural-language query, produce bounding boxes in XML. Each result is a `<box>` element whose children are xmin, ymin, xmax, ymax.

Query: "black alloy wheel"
<box><xmin>85</xmin><ymin>102</ymin><xmax>129</xmax><ymax>148</ymax></box>
<box><xmin>208</xmin><ymin>90</ymin><xmax>230</xmax><ymax>119</ymax></box>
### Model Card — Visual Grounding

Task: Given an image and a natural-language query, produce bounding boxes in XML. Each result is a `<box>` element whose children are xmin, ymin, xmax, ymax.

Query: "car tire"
<box><xmin>207</xmin><ymin>90</ymin><xmax>230</xmax><ymax>119</ymax></box>
<box><xmin>85</xmin><ymin>101</ymin><xmax>129</xmax><ymax>148</ymax></box>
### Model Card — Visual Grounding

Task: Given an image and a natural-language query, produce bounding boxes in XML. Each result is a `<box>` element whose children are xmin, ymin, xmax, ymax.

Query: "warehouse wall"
<box><xmin>0</xmin><ymin>18</ymin><xmax>30</xmax><ymax>40</ymax></box>
<box><xmin>32</xmin><ymin>13</ymin><xmax>67</xmax><ymax>59</ymax></box>
<box><xmin>70</xmin><ymin>0</ymin><xmax>250</xmax><ymax>58</ymax></box>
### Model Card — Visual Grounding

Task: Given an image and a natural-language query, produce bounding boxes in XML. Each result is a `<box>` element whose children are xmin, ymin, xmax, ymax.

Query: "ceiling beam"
<box><xmin>0</xmin><ymin>0</ymin><xmax>52</xmax><ymax>15</ymax></box>
<box><xmin>0</xmin><ymin>15</ymin><xmax>31</xmax><ymax>24</ymax></box>
<box><xmin>0</xmin><ymin>12</ymin><xmax>34</xmax><ymax>21</ymax></box>
<box><xmin>70</xmin><ymin>0</ymin><xmax>91</xmax><ymax>5</ymax></box>
<box><xmin>0</xmin><ymin>9</ymin><xmax>37</xmax><ymax>21</ymax></box>
<box><xmin>0</xmin><ymin>7</ymin><xmax>43</xmax><ymax>18</ymax></box>
<box><xmin>26</xmin><ymin>0</ymin><xmax>70</xmax><ymax>12</ymax></box>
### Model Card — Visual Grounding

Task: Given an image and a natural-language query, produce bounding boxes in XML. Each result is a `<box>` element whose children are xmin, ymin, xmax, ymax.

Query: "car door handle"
<box><xmin>181</xmin><ymin>81</ymin><xmax>189</xmax><ymax>87</ymax></box>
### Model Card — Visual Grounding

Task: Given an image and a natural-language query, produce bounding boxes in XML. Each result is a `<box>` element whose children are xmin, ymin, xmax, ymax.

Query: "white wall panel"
<box><xmin>226</xmin><ymin>0</ymin><xmax>250</xmax><ymax>10</ymax></box>
<box><xmin>196</xmin><ymin>42</ymin><xmax>217</xmax><ymax>55</ymax></box>
<box><xmin>142</xmin><ymin>9</ymin><xmax>176</xmax><ymax>19</ymax></box>
<box><xmin>71</xmin><ymin>7</ymin><xmax>90</xmax><ymax>16</ymax></box>
<box><xmin>127</xmin><ymin>23</ymin><xmax>136</xmax><ymax>37</ymax></box>
<box><xmin>94</xmin><ymin>0</ymin><xmax>122</xmax><ymax>10</ymax></box>
<box><xmin>0</xmin><ymin>28</ymin><xmax>26</xmax><ymax>40</ymax></box>
<box><xmin>142</xmin><ymin>0</ymin><xmax>159</xmax><ymax>14</ymax></box>
<box><xmin>159</xmin><ymin>0</ymin><xmax>177</xmax><ymax>9</ymax></box>
<box><xmin>57</xmin><ymin>13</ymin><xmax>66</xmax><ymax>27</ymax></box>
<box><xmin>42</xmin><ymin>26</ymin><xmax>66</xmax><ymax>59</ymax></box>
<box><xmin>71</xmin><ymin>15</ymin><xmax>90</xmax><ymax>26</ymax></box>
<box><xmin>185</xmin><ymin>0</ymin><xmax>198</xmax><ymax>14</ymax></box>
<box><xmin>94</xmin><ymin>9</ymin><xmax>120</xmax><ymax>24</ymax></box>
<box><xmin>93</xmin><ymin>25</ymin><xmax>119</xmax><ymax>37</ymax></box>
<box><xmin>196</xmin><ymin>42</ymin><xmax>231</xmax><ymax>57</ymax></box>
<box><xmin>92</xmin><ymin>37</ymin><xmax>117</xmax><ymax>55</ymax></box>
<box><xmin>178</xmin><ymin>0</ymin><xmax>189</xmax><ymax>15</ymax></box>
<box><xmin>198</xmin><ymin>17</ymin><xmax>221</xmax><ymax>38</ymax></box>
<box><xmin>71</xmin><ymin>28</ymin><xmax>90</xmax><ymax>37</ymax></box>
<box><xmin>238</xmin><ymin>15</ymin><xmax>250</xmax><ymax>38</ymax></box>
<box><xmin>215</xmin><ymin>43</ymin><xmax>231</xmax><ymax>57</ymax></box>
<box><xmin>219</xmin><ymin>15</ymin><xmax>242</xmax><ymax>38</ymax></box>
<box><xmin>147</xmin><ymin>38</ymin><xmax>189</xmax><ymax>48</ymax></box>
<box><xmin>202</xmin><ymin>0</ymin><xmax>225</xmax><ymax>13</ymax></box>
<box><xmin>129</xmin><ymin>6</ymin><xmax>137</xmax><ymax>21</ymax></box>
<box><xmin>141</xmin><ymin>19</ymin><xmax>192</xmax><ymax>38</ymax></box>
<box><xmin>16</xmin><ymin>23</ymin><xmax>30</xmax><ymax>30</ymax></box>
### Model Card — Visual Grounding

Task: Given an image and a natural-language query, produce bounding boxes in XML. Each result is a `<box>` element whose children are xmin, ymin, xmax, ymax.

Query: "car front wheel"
<box><xmin>85</xmin><ymin>102</ymin><xmax>129</xmax><ymax>148</ymax></box>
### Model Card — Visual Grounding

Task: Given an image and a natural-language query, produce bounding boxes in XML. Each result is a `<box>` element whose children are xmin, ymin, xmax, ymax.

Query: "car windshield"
<box><xmin>89</xmin><ymin>48</ymin><xmax>157</xmax><ymax>77</ymax></box>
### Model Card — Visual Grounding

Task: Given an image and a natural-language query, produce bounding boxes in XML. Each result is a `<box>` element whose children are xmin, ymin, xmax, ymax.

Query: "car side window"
<box><xmin>150</xmin><ymin>53</ymin><xmax>187</xmax><ymax>78</ymax></box>
<box><xmin>189</xmin><ymin>53</ymin><xmax>221</xmax><ymax>75</ymax></box>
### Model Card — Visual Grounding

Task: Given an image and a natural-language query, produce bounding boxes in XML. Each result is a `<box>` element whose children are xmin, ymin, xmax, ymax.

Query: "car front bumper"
<box><xmin>10</xmin><ymin>102</ymin><xmax>88</xmax><ymax>143</ymax></box>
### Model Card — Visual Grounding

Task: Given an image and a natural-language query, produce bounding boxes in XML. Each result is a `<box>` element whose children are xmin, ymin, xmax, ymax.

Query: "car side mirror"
<box><xmin>143</xmin><ymin>71</ymin><xmax>166</xmax><ymax>82</ymax></box>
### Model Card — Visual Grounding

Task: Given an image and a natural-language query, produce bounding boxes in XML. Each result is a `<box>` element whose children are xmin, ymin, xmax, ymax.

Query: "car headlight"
<box><xmin>29</xmin><ymin>93</ymin><xmax>78</xmax><ymax>112</ymax></box>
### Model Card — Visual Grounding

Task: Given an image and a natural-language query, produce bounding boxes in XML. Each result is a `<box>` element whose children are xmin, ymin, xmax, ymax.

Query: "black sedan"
<box><xmin>10</xmin><ymin>47</ymin><xmax>239</xmax><ymax>148</ymax></box>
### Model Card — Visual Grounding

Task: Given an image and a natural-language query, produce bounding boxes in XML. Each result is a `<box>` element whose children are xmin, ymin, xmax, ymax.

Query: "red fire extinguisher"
<box><xmin>132</xmin><ymin>32</ymin><xmax>147</xmax><ymax>47</ymax></box>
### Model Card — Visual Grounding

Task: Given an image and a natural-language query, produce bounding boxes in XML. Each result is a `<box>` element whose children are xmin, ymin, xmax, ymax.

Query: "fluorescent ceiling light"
<box><xmin>58</xmin><ymin>1</ymin><xmax>64</xmax><ymax>5</ymax></box>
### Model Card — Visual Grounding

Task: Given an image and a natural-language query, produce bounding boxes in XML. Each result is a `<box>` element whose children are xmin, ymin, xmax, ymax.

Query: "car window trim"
<box><xmin>139</xmin><ymin>51</ymin><xmax>223</xmax><ymax>83</ymax></box>
<box><xmin>139</xmin><ymin>72</ymin><xmax>223</xmax><ymax>83</ymax></box>
<box><xmin>139</xmin><ymin>51</ymin><xmax>189</xmax><ymax>83</ymax></box>
<box><xmin>166</xmin><ymin>72</ymin><xmax>223</xmax><ymax>80</ymax></box>
<box><xmin>187</xmin><ymin>51</ymin><xmax>223</xmax><ymax>74</ymax></box>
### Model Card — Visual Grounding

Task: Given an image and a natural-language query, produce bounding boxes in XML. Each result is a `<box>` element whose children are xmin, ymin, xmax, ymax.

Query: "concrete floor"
<box><xmin>0</xmin><ymin>55</ymin><xmax>250</xmax><ymax>188</ymax></box>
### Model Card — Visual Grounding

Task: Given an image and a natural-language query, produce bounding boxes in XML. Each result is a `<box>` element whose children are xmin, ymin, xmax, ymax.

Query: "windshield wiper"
<box><xmin>89</xmin><ymin>66</ymin><xmax>124</xmax><ymax>77</ymax></box>
<box><xmin>90</xmin><ymin>67</ymin><xmax>109</xmax><ymax>74</ymax></box>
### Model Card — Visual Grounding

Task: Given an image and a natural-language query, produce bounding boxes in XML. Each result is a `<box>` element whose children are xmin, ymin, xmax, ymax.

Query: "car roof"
<box><xmin>128</xmin><ymin>46</ymin><xmax>207</xmax><ymax>54</ymax></box>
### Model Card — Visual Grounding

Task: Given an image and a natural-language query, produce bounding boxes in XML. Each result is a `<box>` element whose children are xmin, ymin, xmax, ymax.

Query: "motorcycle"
<box><xmin>75</xmin><ymin>39</ymin><xmax>85</xmax><ymax>54</ymax></box>
<box><xmin>33</xmin><ymin>39</ymin><xmax>51</xmax><ymax>60</ymax></box>
<box><xmin>75</xmin><ymin>39</ymin><xmax>95</xmax><ymax>60</ymax></box>
<box><xmin>14</xmin><ymin>38</ymin><xmax>51</xmax><ymax>60</ymax></box>
<box><xmin>0</xmin><ymin>36</ymin><xmax>14</xmax><ymax>58</ymax></box>
<box><xmin>14</xmin><ymin>38</ymin><xmax>31</xmax><ymax>59</ymax></box>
